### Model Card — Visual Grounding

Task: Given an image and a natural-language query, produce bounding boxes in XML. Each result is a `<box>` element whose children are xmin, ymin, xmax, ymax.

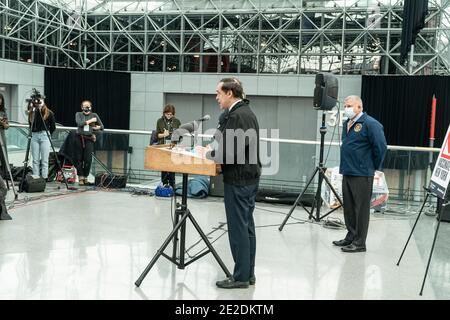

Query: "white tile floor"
<box><xmin>0</xmin><ymin>184</ymin><xmax>449</xmax><ymax>300</ymax></box>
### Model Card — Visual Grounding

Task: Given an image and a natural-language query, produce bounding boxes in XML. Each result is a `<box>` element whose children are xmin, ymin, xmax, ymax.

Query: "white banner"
<box><xmin>429</xmin><ymin>124</ymin><xmax>450</xmax><ymax>199</ymax></box>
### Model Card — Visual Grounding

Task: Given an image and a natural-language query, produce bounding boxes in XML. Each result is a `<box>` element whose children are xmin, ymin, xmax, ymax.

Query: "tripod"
<box><xmin>0</xmin><ymin>129</ymin><xmax>17</xmax><ymax>220</ymax></box>
<box><xmin>126</xmin><ymin>147</ymin><xmax>137</xmax><ymax>181</ymax></box>
<box><xmin>18</xmin><ymin>105</ymin><xmax>75</xmax><ymax>192</ymax></box>
<box><xmin>396</xmin><ymin>187</ymin><xmax>446</xmax><ymax>296</ymax></box>
<box><xmin>279</xmin><ymin>111</ymin><xmax>343</xmax><ymax>230</ymax></box>
<box><xmin>0</xmin><ymin>132</ymin><xmax>14</xmax><ymax>220</ymax></box>
<box><xmin>0</xmin><ymin>131</ymin><xmax>18</xmax><ymax>199</ymax></box>
<box><xmin>135</xmin><ymin>172</ymin><xmax>231</xmax><ymax>287</ymax></box>
<box><xmin>91</xmin><ymin>152</ymin><xmax>113</xmax><ymax>176</ymax></box>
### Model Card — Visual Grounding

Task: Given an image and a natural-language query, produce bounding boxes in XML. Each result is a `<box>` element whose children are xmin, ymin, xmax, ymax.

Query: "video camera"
<box><xmin>26</xmin><ymin>88</ymin><xmax>45</xmax><ymax>109</ymax></box>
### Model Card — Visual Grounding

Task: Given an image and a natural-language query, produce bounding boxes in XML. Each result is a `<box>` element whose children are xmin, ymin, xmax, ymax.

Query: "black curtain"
<box><xmin>400</xmin><ymin>0</ymin><xmax>428</xmax><ymax>64</ymax></box>
<box><xmin>44</xmin><ymin>67</ymin><xmax>130</xmax><ymax>150</ymax></box>
<box><xmin>361</xmin><ymin>75</ymin><xmax>450</xmax><ymax>169</ymax></box>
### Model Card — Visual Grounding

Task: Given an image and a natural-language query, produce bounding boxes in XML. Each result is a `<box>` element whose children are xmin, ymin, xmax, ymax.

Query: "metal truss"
<box><xmin>1</xmin><ymin>0</ymin><xmax>449</xmax><ymax>75</ymax></box>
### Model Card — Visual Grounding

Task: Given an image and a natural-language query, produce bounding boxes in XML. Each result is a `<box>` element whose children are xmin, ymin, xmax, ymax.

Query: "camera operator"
<box><xmin>28</xmin><ymin>99</ymin><xmax>56</xmax><ymax>181</ymax></box>
<box><xmin>156</xmin><ymin>104</ymin><xmax>180</xmax><ymax>188</ymax></box>
<box><xmin>75</xmin><ymin>100</ymin><xmax>104</xmax><ymax>186</ymax></box>
<box><xmin>0</xmin><ymin>93</ymin><xmax>10</xmax><ymax>178</ymax></box>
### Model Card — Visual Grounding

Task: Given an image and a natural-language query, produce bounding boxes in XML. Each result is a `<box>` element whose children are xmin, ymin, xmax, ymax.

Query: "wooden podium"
<box><xmin>135</xmin><ymin>145</ymin><xmax>231</xmax><ymax>287</ymax></box>
<box><xmin>144</xmin><ymin>144</ymin><xmax>221</xmax><ymax>176</ymax></box>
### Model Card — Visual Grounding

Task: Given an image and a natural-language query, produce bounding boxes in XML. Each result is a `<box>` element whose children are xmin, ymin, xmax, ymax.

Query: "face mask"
<box><xmin>82</xmin><ymin>107</ymin><xmax>91</xmax><ymax>113</ymax></box>
<box><xmin>344</xmin><ymin>107</ymin><xmax>355</xmax><ymax>119</ymax></box>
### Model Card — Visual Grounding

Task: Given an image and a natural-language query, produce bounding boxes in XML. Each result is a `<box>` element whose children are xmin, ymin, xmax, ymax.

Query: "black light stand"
<box><xmin>91</xmin><ymin>152</ymin><xmax>113</xmax><ymax>176</ymax></box>
<box><xmin>0</xmin><ymin>176</ymin><xmax>11</xmax><ymax>220</ymax></box>
<box><xmin>135</xmin><ymin>172</ymin><xmax>231</xmax><ymax>287</ymax></box>
<box><xmin>126</xmin><ymin>147</ymin><xmax>137</xmax><ymax>181</ymax></box>
<box><xmin>0</xmin><ymin>129</ymin><xmax>17</xmax><ymax>220</ymax></box>
<box><xmin>18</xmin><ymin>104</ymin><xmax>35</xmax><ymax>193</ymax></box>
<box><xmin>19</xmin><ymin>104</ymin><xmax>76</xmax><ymax>192</ymax></box>
<box><xmin>396</xmin><ymin>187</ymin><xmax>444</xmax><ymax>296</ymax></box>
<box><xmin>0</xmin><ymin>131</ymin><xmax>18</xmax><ymax>200</ymax></box>
<box><xmin>279</xmin><ymin>111</ymin><xmax>343</xmax><ymax>230</ymax></box>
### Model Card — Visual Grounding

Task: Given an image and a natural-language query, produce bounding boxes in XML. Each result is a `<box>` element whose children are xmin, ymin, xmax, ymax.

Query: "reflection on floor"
<box><xmin>0</xmin><ymin>183</ymin><xmax>449</xmax><ymax>300</ymax></box>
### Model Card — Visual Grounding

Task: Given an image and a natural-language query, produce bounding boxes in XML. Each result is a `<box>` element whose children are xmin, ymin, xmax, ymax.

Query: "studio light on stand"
<box><xmin>279</xmin><ymin>73</ymin><xmax>344</xmax><ymax>230</ymax></box>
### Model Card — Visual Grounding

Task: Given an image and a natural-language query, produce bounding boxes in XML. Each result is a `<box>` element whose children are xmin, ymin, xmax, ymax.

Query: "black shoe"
<box><xmin>341</xmin><ymin>244</ymin><xmax>366</xmax><ymax>253</ymax></box>
<box><xmin>249</xmin><ymin>275</ymin><xmax>256</xmax><ymax>285</ymax></box>
<box><xmin>216</xmin><ymin>278</ymin><xmax>249</xmax><ymax>289</ymax></box>
<box><xmin>332</xmin><ymin>239</ymin><xmax>352</xmax><ymax>247</ymax></box>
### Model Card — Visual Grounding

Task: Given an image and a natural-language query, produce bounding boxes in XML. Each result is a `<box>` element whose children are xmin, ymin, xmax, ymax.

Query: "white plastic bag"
<box><xmin>321</xmin><ymin>167</ymin><xmax>389</xmax><ymax>212</ymax></box>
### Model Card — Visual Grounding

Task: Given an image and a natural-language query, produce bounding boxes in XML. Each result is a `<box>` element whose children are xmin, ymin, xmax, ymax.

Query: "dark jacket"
<box><xmin>340</xmin><ymin>112</ymin><xmax>387</xmax><ymax>177</ymax></box>
<box><xmin>59</xmin><ymin>131</ymin><xmax>78</xmax><ymax>165</ymax></box>
<box><xmin>75</xmin><ymin>112</ymin><xmax>104</xmax><ymax>137</ymax></box>
<box><xmin>211</xmin><ymin>99</ymin><xmax>261</xmax><ymax>186</ymax></box>
<box><xmin>156</xmin><ymin>116</ymin><xmax>181</xmax><ymax>144</ymax></box>
<box><xmin>30</xmin><ymin>109</ymin><xmax>56</xmax><ymax>134</ymax></box>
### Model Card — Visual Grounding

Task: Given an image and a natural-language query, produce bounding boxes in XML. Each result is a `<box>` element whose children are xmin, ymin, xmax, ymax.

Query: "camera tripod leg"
<box><xmin>18</xmin><ymin>128</ymin><xmax>33</xmax><ymax>193</ymax></box>
<box><xmin>279</xmin><ymin>167</ymin><xmax>319</xmax><ymax>231</ymax></box>
<box><xmin>315</xmin><ymin>168</ymin><xmax>343</xmax><ymax>221</ymax></box>
<box><xmin>45</xmin><ymin>133</ymin><xmax>73</xmax><ymax>190</ymax></box>
<box><xmin>37</xmin><ymin>113</ymin><xmax>75</xmax><ymax>191</ymax></box>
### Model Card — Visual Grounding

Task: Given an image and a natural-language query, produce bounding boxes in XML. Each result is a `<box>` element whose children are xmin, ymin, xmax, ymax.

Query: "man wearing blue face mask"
<box><xmin>333</xmin><ymin>95</ymin><xmax>387</xmax><ymax>253</ymax></box>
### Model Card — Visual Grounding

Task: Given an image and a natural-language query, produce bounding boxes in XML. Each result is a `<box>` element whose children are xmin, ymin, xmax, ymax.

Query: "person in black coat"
<box><xmin>210</xmin><ymin>78</ymin><xmax>261</xmax><ymax>289</ymax></box>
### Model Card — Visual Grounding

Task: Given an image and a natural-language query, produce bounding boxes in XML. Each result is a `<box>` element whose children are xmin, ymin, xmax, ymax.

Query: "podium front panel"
<box><xmin>144</xmin><ymin>145</ymin><xmax>220</xmax><ymax>176</ymax></box>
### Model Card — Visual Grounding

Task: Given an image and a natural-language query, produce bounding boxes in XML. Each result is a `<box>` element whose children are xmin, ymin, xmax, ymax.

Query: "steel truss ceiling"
<box><xmin>1</xmin><ymin>0</ymin><xmax>449</xmax><ymax>75</ymax></box>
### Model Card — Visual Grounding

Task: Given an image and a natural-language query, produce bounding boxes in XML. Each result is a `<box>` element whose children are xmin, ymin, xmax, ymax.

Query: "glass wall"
<box><xmin>1</xmin><ymin>0</ymin><xmax>449</xmax><ymax>75</ymax></box>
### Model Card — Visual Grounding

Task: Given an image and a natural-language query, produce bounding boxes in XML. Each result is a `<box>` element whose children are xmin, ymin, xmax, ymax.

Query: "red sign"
<box><xmin>442</xmin><ymin>132</ymin><xmax>450</xmax><ymax>160</ymax></box>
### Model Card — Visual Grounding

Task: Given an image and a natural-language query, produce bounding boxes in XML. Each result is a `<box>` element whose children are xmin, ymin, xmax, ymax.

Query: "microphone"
<box><xmin>171</xmin><ymin>115</ymin><xmax>209</xmax><ymax>142</ymax></box>
<box><xmin>196</xmin><ymin>114</ymin><xmax>211</xmax><ymax>122</ymax></box>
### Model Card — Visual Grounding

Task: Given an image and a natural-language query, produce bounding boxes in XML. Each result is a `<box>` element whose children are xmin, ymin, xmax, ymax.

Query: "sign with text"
<box><xmin>429</xmin><ymin>125</ymin><xmax>450</xmax><ymax>199</ymax></box>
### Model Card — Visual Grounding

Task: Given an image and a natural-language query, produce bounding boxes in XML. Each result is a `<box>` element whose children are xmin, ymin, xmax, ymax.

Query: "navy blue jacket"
<box><xmin>340</xmin><ymin>113</ymin><xmax>387</xmax><ymax>177</ymax></box>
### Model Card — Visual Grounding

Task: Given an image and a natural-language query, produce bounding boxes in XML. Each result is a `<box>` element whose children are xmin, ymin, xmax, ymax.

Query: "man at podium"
<box><xmin>209</xmin><ymin>78</ymin><xmax>262</xmax><ymax>289</ymax></box>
